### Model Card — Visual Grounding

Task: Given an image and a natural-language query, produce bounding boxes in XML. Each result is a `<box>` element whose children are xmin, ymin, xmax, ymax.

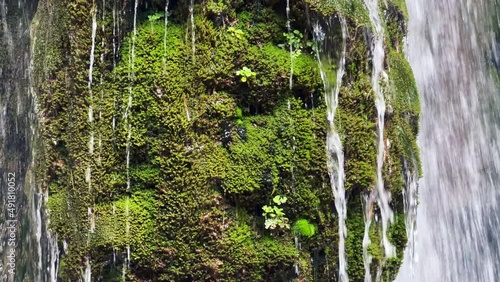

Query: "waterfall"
<box><xmin>286</xmin><ymin>0</ymin><xmax>293</xmax><ymax>90</ymax></box>
<box><xmin>123</xmin><ymin>0</ymin><xmax>138</xmax><ymax>277</ymax></box>
<box><xmin>125</xmin><ymin>0</ymin><xmax>138</xmax><ymax>192</ymax></box>
<box><xmin>396</xmin><ymin>0</ymin><xmax>500</xmax><ymax>281</ymax></box>
<box><xmin>84</xmin><ymin>4</ymin><xmax>98</xmax><ymax>281</ymax></box>
<box><xmin>163</xmin><ymin>0</ymin><xmax>169</xmax><ymax>72</ymax></box>
<box><xmin>48</xmin><ymin>232</ymin><xmax>59</xmax><ymax>282</ymax></box>
<box><xmin>123</xmin><ymin>197</ymin><xmax>131</xmax><ymax>281</ymax></box>
<box><xmin>112</xmin><ymin>0</ymin><xmax>117</xmax><ymax>132</ymax></box>
<box><xmin>363</xmin><ymin>0</ymin><xmax>396</xmax><ymax>262</ymax></box>
<box><xmin>84</xmin><ymin>256</ymin><xmax>91</xmax><ymax>282</ymax></box>
<box><xmin>189</xmin><ymin>0</ymin><xmax>195</xmax><ymax>61</ymax></box>
<box><xmin>99</xmin><ymin>0</ymin><xmax>105</xmax><ymax>165</ymax></box>
<box><xmin>1</xmin><ymin>0</ymin><xmax>58</xmax><ymax>280</ymax></box>
<box><xmin>362</xmin><ymin>194</ymin><xmax>374</xmax><ymax>282</ymax></box>
<box><xmin>400</xmin><ymin>159</ymin><xmax>418</xmax><ymax>281</ymax></box>
<box><xmin>314</xmin><ymin>15</ymin><xmax>348</xmax><ymax>282</ymax></box>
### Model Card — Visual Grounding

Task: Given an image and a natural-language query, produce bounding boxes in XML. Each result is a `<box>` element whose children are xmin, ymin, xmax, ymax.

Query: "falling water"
<box><xmin>112</xmin><ymin>0</ymin><xmax>117</xmax><ymax>132</ymax></box>
<box><xmin>286</xmin><ymin>0</ymin><xmax>293</xmax><ymax>90</ymax></box>
<box><xmin>362</xmin><ymin>193</ymin><xmax>374</xmax><ymax>282</ymax></box>
<box><xmin>1</xmin><ymin>0</ymin><xmax>57</xmax><ymax>280</ymax></box>
<box><xmin>123</xmin><ymin>0</ymin><xmax>138</xmax><ymax>277</ymax></box>
<box><xmin>123</xmin><ymin>198</ymin><xmax>131</xmax><ymax>281</ymax></box>
<box><xmin>84</xmin><ymin>256</ymin><xmax>91</xmax><ymax>282</ymax></box>
<box><xmin>83</xmin><ymin>4</ymin><xmax>98</xmax><ymax>281</ymax></box>
<box><xmin>163</xmin><ymin>0</ymin><xmax>169</xmax><ymax>72</ymax></box>
<box><xmin>314</xmin><ymin>15</ymin><xmax>348</xmax><ymax>282</ymax></box>
<box><xmin>396</xmin><ymin>0</ymin><xmax>500</xmax><ymax>281</ymax></box>
<box><xmin>125</xmin><ymin>0</ymin><xmax>138</xmax><ymax>193</ymax></box>
<box><xmin>189</xmin><ymin>0</ymin><xmax>195</xmax><ymax>61</ymax></box>
<box><xmin>363</xmin><ymin>0</ymin><xmax>396</xmax><ymax>261</ymax></box>
<box><xmin>99</xmin><ymin>0</ymin><xmax>106</xmax><ymax>165</ymax></box>
<box><xmin>399</xmin><ymin>159</ymin><xmax>418</xmax><ymax>281</ymax></box>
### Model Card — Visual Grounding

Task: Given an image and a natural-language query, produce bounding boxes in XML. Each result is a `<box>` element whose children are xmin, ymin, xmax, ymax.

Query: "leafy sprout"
<box><xmin>262</xmin><ymin>195</ymin><xmax>290</xmax><ymax>230</ymax></box>
<box><xmin>236</xmin><ymin>67</ymin><xmax>256</xmax><ymax>82</ymax></box>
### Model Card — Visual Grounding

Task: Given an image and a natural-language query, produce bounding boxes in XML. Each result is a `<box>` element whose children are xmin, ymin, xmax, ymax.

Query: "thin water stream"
<box><xmin>314</xmin><ymin>15</ymin><xmax>348</xmax><ymax>282</ymax></box>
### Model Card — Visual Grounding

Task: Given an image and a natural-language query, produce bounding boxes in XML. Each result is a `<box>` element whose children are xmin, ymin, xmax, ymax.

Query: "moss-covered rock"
<box><xmin>33</xmin><ymin>0</ymin><xmax>419</xmax><ymax>281</ymax></box>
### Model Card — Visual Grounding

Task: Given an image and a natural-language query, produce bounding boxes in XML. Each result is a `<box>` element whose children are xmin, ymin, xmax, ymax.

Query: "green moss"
<box><xmin>216</xmin><ymin>224</ymin><xmax>298</xmax><ymax>280</ymax></box>
<box><xmin>388</xmin><ymin>51</ymin><xmax>420</xmax><ymax>115</ymax></box>
<box><xmin>304</xmin><ymin>0</ymin><xmax>370</xmax><ymax>25</ymax></box>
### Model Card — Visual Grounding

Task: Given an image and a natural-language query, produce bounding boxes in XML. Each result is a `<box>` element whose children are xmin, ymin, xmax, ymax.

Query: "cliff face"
<box><xmin>31</xmin><ymin>0</ymin><xmax>419</xmax><ymax>281</ymax></box>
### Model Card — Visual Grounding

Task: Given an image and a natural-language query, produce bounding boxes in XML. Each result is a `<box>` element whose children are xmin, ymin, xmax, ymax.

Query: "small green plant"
<box><xmin>292</xmin><ymin>219</ymin><xmax>316</xmax><ymax>238</ymax></box>
<box><xmin>147</xmin><ymin>12</ymin><xmax>164</xmax><ymax>22</ymax></box>
<box><xmin>236</xmin><ymin>67</ymin><xmax>256</xmax><ymax>82</ymax></box>
<box><xmin>147</xmin><ymin>12</ymin><xmax>164</xmax><ymax>32</ymax></box>
<box><xmin>282</xmin><ymin>30</ymin><xmax>305</xmax><ymax>58</ymax></box>
<box><xmin>228</xmin><ymin>27</ymin><xmax>244</xmax><ymax>39</ymax></box>
<box><xmin>262</xmin><ymin>195</ymin><xmax>290</xmax><ymax>230</ymax></box>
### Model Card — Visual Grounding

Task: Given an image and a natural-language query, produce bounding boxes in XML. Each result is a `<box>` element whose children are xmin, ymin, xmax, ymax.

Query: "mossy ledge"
<box><xmin>32</xmin><ymin>0</ymin><xmax>419</xmax><ymax>281</ymax></box>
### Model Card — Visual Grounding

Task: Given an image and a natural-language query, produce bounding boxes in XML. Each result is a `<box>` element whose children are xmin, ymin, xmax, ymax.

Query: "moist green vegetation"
<box><xmin>32</xmin><ymin>0</ymin><xmax>418</xmax><ymax>281</ymax></box>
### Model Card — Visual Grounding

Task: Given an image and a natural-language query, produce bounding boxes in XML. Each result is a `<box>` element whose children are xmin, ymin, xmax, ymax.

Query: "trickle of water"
<box><xmin>123</xmin><ymin>1</ymin><xmax>138</xmax><ymax>276</ymax></box>
<box><xmin>48</xmin><ymin>232</ymin><xmax>59</xmax><ymax>282</ymax></box>
<box><xmin>84</xmin><ymin>256</ymin><xmax>91</xmax><ymax>282</ymax></box>
<box><xmin>363</xmin><ymin>0</ymin><xmax>396</xmax><ymax>260</ymax></box>
<box><xmin>125</xmin><ymin>0</ymin><xmax>138</xmax><ymax>192</ymax></box>
<box><xmin>399</xmin><ymin>159</ymin><xmax>419</xmax><ymax>281</ymax></box>
<box><xmin>286</xmin><ymin>0</ymin><xmax>293</xmax><ymax>90</ymax></box>
<box><xmin>189</xmin><ymin>0</ymin><xmax>195</xmax><ymax>61</ymax></box>
<box><xmin>362</xmin><ymin>194</ymin><xmax>374</xmax><ymax>282</ymax></box>
<box><xmin>83</xmin><ymin>5</ymin><xmax>98</xmax><ymax>281</ymax></box>
<box><xmin>89</xmin><ymin>207</ymin><xmax>95</xmax><ymax>233</ymax></box>
<box><xmin>123</xmin><ymin>198</ymin><xmax>131</xmax><ymax>281</ymax></box>
<box><xmin>163</xmin><ymin>0</ymin><xmax>170</xmax><ymax>72</ymax></box>
<box><xmin>88</xmin><ymin>6</ymin><xmax>97</xmax><ymax>188</ymax></box>
<box><xmin>314</xmin><ymin>15</ymin><xmax>348</xmax><ymax>282</ymax></box>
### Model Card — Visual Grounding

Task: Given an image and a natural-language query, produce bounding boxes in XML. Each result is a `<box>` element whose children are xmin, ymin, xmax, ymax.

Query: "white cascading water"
<box><xmin>84</xmin><ymin>4</ymin><xmax>98</xmax><ymax>281</ymax></box>
<box><xmin>125</xmin><ymin>0</ymin><xmax>138</xmax><ymax>194</ymax></box>
<box><xmin>399</xmin><ymin>159</ymin><xmax>418</xmax><ymax>281</ymax></box>
<box><xmin>189</xmin><ymin>0</ymin><xmax>195</xmax><ymax>61</ymax></box>
<box><xmin>98</xmin><ymin>0</ymin><xmax>105</xmax><ymax>165</ymax></box>
<box><xmin>396</xmin><ymin>0</ymin><xmax>500</xmax><ymax>281</ymax></box>
<box><xmin>314</xmin><ymin>15</ymin><xmax>348</xmax><ymax>282</ymax></box>
<box><xmin>163</xmin><ymin>0</ymin><xmax>169</xmax><ymax>72</ymax></box>
<box><xmin>362</xmin><ymin>193</ymin><xmax>374</xmax><ymax>282</ymax></box>
<box><xmin>286</xmin><ymin>0</ymin><xmax>293</xmax><ymax>90</ymax></box>
<box><xmin>112</xmin><ymin>0</ymin><xmax>117</xmax><ymax>132</ymax></box>
<box><xmin>123</xmin><ymin>197</ymin><xmax>131</xmax><ymax>281</ymax></box>
<box><xmin>363</xmin><ymin>0</ymin><xmax>396</xmax><ymax>264</ymax></box>
<box><xmin>123</xmin><ymin>0</ymin><xmax>138</xmax><ymax>278</ymax></box>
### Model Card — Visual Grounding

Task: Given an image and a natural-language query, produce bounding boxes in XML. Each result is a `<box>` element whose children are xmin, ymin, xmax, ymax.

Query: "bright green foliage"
<box><xmin>147</xmin><ymin>12</ymin><xmax>163</xmax><ymax>22</ymax></box>
<box><xmin>388</xmin><ymin>51</ymin><xmax>420</xmax><ymax>115</ymax></box>
<box><xmin>236</xmin><ymin>66</ymin><xmax>256</xmax><ymax>82</ymax></box>
<box><xmin>283</xmin><ymin>30</ymin><xmax>305</xmax><ymax>58</ymax></box>
<box><xmin>292</xmin><ymin>219</ymin><xmax>316</xmax><ymax>238</ymax></box>
<box><xmin>227</xmin><ymin>26</ymin><xmax>244</xmax><ymax>39</ymax></box>
<box><xmin>305</xmin><ymin>0</ymin><xmax>370</xmax><ymax>25</ymax></box>
<box><xmin>216</xmin><ymin>224</ymin><xmax>298</xmax><ymax>280</ymax></box>
<box><xmin>262</xmin><ymin>195</ymin><xmax>290</xmax><ymax>230</ymax></box>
